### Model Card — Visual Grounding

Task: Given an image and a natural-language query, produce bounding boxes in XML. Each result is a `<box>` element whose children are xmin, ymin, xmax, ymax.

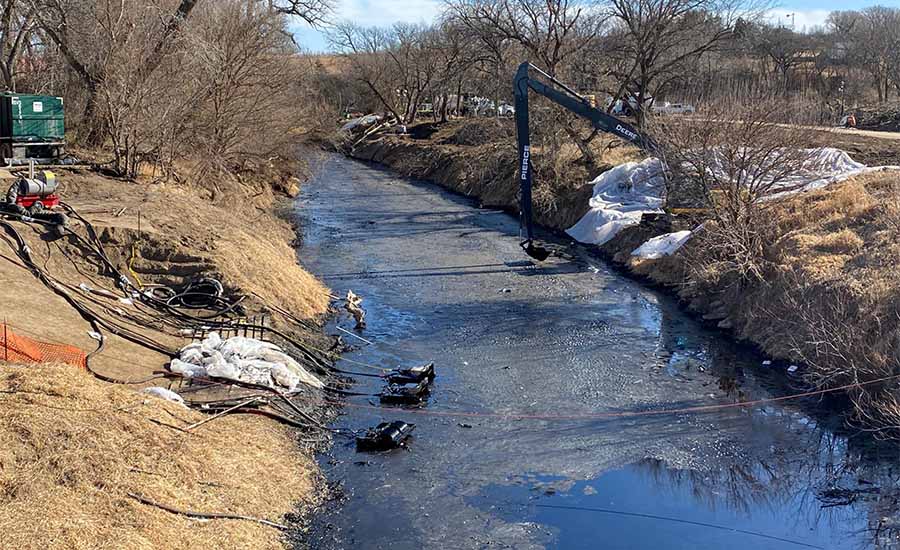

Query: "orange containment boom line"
<box><xmin>0</xmin><ymin>323</ymin><xmax>87</xmax><ymax>369</ymax></box>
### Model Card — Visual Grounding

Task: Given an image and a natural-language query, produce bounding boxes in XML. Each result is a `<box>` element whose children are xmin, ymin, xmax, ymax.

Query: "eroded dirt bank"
<box><xmin>348</xmin><ymin>120</ymin><xmax>900</xmax><ymax>431</ymax></box>
<box><xmin>0</xmin><ymin>161</ymin><xmax>332</xmax><ymax>549</ymax></box>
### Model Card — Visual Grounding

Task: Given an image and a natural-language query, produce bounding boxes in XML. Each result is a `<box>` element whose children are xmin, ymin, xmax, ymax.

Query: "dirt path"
<box><xmin>828</xmin><ymin>126</ymin><xmax>900</xmax><ymax>141</ymax></box>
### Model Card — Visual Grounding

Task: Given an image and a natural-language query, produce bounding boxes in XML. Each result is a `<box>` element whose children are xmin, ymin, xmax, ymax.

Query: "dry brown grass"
<box><xmin>0</xmin><ymin>363</ymin><xmax>317</xmax><ymax>550</ymax></box>
<box><xmin>649</xmin><ymin>170</ymin><xmax>900</xmax><ymax>433</ymax></box>
<box><xmin>62</xmin><ymin>169</ymin><xmax>331</xmax><ymax>321</ymax></box>
<box><xmin>215</xmin><ymin>229</ymin><xmax>329</xmax><ymax>319</ymax></box>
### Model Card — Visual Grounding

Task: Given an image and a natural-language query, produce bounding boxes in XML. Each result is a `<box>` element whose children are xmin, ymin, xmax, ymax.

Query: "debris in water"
<box><xmin>356</xmin><ymin>421</ymin><xmax>415</xmax><ymax>452</ymax></box>
<box><xmin>387</xmin><ymin>363</ymin><xmax>436</xmax><ymax>385</ymax></box>
<box><xmin>380</xmin><ymin>380</ymin><xmax>431</xmax><ymax>405</ymax></box>
<box><xmin>344</xmin><ymin>290</ymin><xmax>367</xmax><ymax>329</ymax></box>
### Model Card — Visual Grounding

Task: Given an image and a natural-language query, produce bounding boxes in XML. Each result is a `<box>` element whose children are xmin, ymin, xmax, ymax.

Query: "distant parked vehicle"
<box><xmin>498</xmin><ymin>103</ymin><xmax>515</xmax><ymax>117</ymax></box>
<box><xmin>605</xmin><ymin>94</ymin><xmax>654</xmax><ymax>117</ymax></box>
<box><xmin>652</xmin><ymin>102</ymin><xmax>696</xmax><ymax>115</ymax></box>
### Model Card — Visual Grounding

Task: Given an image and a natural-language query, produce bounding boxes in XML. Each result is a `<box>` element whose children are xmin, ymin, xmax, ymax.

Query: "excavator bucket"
<box><xmin>521</xmin><ymin>240</ymin><xmax>550</xmax><ymax>262</ymax></box>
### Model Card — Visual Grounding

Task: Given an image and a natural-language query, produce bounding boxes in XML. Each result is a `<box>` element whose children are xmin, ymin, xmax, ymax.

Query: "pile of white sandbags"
<box><xmin>169</xmin><ymin>332</ymin><xmax>323</xmax><ymax>391</ymax></box>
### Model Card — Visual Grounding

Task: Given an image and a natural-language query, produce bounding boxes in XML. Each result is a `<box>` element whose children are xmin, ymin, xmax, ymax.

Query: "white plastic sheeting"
<box><xmin>171</xmin><ymin>332</ymin><xmax>323</xmax><ymax>392</ymax></box>
<box><xmin>142</xmin><ymin>386</ymin><xmax>186</xmax><ymax>405</ymax></box>
<box><xmin>567</xmin><ymin>148</ymin><xmax>900</xmax><ymax>251</ymax></box>
<box><xmin>764</xmin><ymin>147</ymin><xmax>900</xmax><ymax>199</ymax></box>
<box><xmin>631</xmin><ymin>230</ymin><xmax>693</xmax><ymax>259</ymax></box>
<box><xmin>565</xmin><ymin>158</ymin><xmax>666</xmax><ymax>245</ymax></box>
<box><xmin>341</xmin><ymin>114</ymin><xmax>381</xmax><ymax>132</ymax></box>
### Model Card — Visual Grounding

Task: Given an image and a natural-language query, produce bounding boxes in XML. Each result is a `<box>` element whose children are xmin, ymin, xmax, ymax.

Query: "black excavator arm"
<box><xmin>514</xmin><ymin>62</ymin><xmax>655</xmax><ymax>261</ymax></box>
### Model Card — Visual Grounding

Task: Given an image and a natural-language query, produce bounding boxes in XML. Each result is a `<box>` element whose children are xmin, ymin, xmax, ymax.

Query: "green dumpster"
<box><xmin>0</xmin><ymin>93</ymin><xmax>65</xmax><ymax>161</ymax></box>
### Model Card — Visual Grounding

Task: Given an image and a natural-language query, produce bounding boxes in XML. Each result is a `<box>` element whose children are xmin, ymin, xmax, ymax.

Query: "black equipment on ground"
<box><xmin>513</xmin><ymin>62</ymin><xmax>656</xmax><ymax>260</ymax></box>
<box><xmin>356</xmin><ymin>421</ymin><xmax>415</xmax><ymax>452</ymax></box>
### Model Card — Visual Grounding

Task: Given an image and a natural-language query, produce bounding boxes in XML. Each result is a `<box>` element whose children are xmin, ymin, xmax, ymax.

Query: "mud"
<box><xmin>298</xmin><ymin>155</ymin><xmax>900</xmax><ymax>550</ymax></box>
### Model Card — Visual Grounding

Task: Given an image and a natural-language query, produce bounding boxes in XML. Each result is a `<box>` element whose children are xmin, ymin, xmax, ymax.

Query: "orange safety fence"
<box><xmin>0</xmin><ymin>323</ymin><xmax>87</xmax><ymax>369</ymax></box>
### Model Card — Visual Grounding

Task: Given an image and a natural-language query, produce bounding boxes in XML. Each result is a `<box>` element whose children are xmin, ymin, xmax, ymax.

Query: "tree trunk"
<box><xmin>564</xmin><ymin>125</ymin><xmax>601</xmax><ymax>174</ymax></box>
<box><xmin>83</xmin><ymin>81</ymin><xmax>106</xmax><ymax>146</ymax></box>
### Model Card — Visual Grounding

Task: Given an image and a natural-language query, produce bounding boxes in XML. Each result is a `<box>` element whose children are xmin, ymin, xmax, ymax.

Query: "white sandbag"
<box><xmin>205</xmin><ymin>355</ymin><xmax>241</xmax><ymax>381</ymax></box>
<box><xmin>201</xmin><ymin>350</ymin><xmax>225</xmax><ymax>367</ymax></box>
<box><xmin>631</xmin><ymin>230</ymin><xmax>693</xmax><ymax>259</ymax></box>
<box><xmin>202</xmin><ymin>331</ymin><xmax>223</xmax><ymax>350</ymax></box>
<box><xmin>173</xmin><ymin>333</ymin><xmax>322</xmax><ymax>392</ymax></box>
<box><xmin>179</xmin><ymin>347</ymin><xmax>204</xmax><ymax>365</ymax></box>
<box><xmin>169</xmin><ymin>358</ymin><xmax>206</xmax><ymax>378</ymax></box>
<box><xmin>270</xmin><ymin>363</ymin><xmax>301</xmax><ymax>391</ymax></box>
<box><xmin>235</xmin><ymin>359</ymin><xmax>282</xmax><ymax>387</ymax></box>
<box><xmin>142</xmin><ymin>386</ymin><xmax>185</xmax><ymax>405</ymax></box>
<box><xmin>255</xmin><ymin>347</ymin><xmax>324</xmax><ymax>389</ymax></box>
<box><xmin>218</xmin><ymin>336</ymin><xmax>278</xmax><ymax>360</ymax></box>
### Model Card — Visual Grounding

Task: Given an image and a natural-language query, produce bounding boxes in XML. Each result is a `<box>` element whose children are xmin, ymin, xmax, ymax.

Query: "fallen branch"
<box><xmin>127</xmin><ymin>493</ymin><xmax>289</xmax><ymax>530</ymax></box>
<box><xmin>184</xmin><ymin>397</ymin><xmax>260</xmax><ymax>431</ymax></box>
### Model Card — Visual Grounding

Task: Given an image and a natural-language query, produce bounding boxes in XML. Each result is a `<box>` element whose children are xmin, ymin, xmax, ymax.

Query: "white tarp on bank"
<box><xmin>567</xmin><ymin>148</ymin><xmax>900</xmax><ymax>252</ymax></box>
<box><xmin>169</xmin><ymin>332</ymin><xmax>323</xmax><ymax>392</ymax></box>
<box><xmin>631</xmin><ymin>230</ymin><xmax>693</xmax><ymax>259</ymax></box>
<box><xmin>764</xmin><ymin>147</ymin><xmax>900</xmax><ymax>199</ymax></box>
<box><xmin>565</xmin><ymin>158</ymin><xmax>666</xmax><ymax>246</ymax></box>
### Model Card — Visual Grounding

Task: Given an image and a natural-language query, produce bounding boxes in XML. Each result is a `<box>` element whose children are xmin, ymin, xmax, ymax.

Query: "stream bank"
<box><xmin>1</xmin><ymin>161</ymin><xmax>332</xmax><ymax>549</ymax></box>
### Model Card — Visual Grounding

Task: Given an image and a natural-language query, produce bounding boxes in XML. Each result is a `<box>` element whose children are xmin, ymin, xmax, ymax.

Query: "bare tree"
<box><xmin>445</xmin><ymin>0</ymin><xmax>603</xmax><ymax>76</ymax></box>
<box><xmin>330</xmin><ymin>22</ymin><xmax>444</xmax><ymax>124</ymax></box>
<box><xmin>0</xmin><ymin>0</ymin><xmax>37</xmax><ymax>90</ymax></box>
<box><xmin>28</xmin><ymin>0</ymin><xmax>202</xmax><ymax>143</ymax></box>
<box><xmin>829</xmin><ymin>7</ymin><xmax>900</xmax><ymax>103</ymax></box>
<box><xmin>751</xmin><ymin>24</ymin><xmax>813</xmax><ymax>95</ymax></box>
<box><xmin>603</xmin><ymin>0</ymin><xmax>771</xmax><ymax>126</ymax></box>
<box><xmin>655</xmin><ymin>100</ymin><xmax>819</xmax><ymax>283</ymax></box>
<box><xmin>270</xmin><ymin>0</ymin><xmax>333</xmax><ymax>27</ymax></box>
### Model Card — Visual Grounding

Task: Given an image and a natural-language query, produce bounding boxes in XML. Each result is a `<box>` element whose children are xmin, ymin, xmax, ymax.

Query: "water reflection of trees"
<box><xmin>634</xmin><ymin>419</ymin><xmax>900</xmax><ymax>549</ymax></box>
<box><xmin>638</xmin><ymin>305</ymin><xmax>900</xmax><ymax>547</ymax></box>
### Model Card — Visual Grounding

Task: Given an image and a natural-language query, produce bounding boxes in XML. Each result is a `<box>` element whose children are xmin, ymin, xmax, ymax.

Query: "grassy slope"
<box><xmin>0</xmin><ymin>162</ymin><xmax>332</xmax><ymax>548</ymax></box>
<box><xmin>0</xmin><ymin>363</ymin><xmax>317</xmax><ymax>550</ymax></box>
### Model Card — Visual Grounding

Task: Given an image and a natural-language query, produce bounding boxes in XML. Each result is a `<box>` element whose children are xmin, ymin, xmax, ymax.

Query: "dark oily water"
<box><xmin>295</xmin><ymin>154</ymin><xmax>900</xmax><ymax>550</ymax></box>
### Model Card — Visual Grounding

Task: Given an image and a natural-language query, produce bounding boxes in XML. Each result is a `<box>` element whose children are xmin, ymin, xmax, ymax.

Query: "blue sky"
<box><xmin>292</xmin><ymin>0</ymin><xmax>887</xmax><ymax>53</ymax></box>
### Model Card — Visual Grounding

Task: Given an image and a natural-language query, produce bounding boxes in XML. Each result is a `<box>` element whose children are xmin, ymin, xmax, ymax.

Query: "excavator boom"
<box><xmin>513</xmin><ymin>62</ymin><xmax>655</xmax><ymax>260</ymax></box>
